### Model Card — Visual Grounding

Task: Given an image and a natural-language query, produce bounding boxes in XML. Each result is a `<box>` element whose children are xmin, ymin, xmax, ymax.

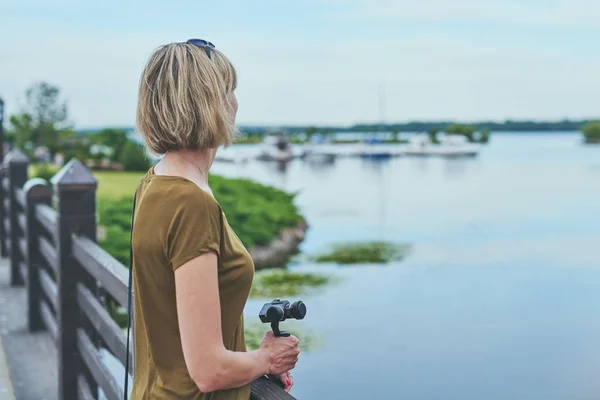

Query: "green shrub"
<box><xmin>96</xmin><ymin>173</ymin><xmax>303</xmax><ymax>267</ymax></box>
<box><xmin>30</xmin><ymin>163</ymin><xmax>60</xmax><ymax>181</ymax></box>
<box><xmin>210</xmin><ymin>175</ymin><xmax>302</xmax><ymax>248</ymax></box>
<box><xmin>120</xmin><ymin>140</ymin><xmax>150</xmax><ymax>171</ymax></box>
<box><xmin>582</xmin><ymin>122</ymin><xmax>600</xmax><ymax>143</ymax></box>
<box><xmin>99</xmin><ymin>225</ymin><xmax>131</xmax><ymax>266</ymax></box>
<box><xmin>97</xmin><ymin>196</ymin><xmax>134</xmax><ymax>266</ymax></box>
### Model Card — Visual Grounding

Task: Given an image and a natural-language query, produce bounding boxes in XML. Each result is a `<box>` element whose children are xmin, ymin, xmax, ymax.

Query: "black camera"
<box><xmin>259</xmin><ymin>298</ymin><xmax>306</xmax><ymax>337</ymax></box>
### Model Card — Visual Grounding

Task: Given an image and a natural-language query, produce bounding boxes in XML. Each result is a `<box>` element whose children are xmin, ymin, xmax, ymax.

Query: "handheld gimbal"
<box><xmin>259</xmin><ymin>298</ymin><xmax>307</xmax><ymax>337</ymax></box>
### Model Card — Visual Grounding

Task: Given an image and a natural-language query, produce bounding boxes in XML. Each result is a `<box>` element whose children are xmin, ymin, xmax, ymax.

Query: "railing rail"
<box><xmin>0</xmin><ymin>150</ymin><xmax>295</xmax><ymax>400</ymax></box>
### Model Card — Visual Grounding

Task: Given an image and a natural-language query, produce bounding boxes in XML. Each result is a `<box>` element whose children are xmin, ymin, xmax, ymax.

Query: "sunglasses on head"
<box><xmin>186</xmin><ymin>38</ymin><xmax>216</xmax><ymax>59</ymax></box>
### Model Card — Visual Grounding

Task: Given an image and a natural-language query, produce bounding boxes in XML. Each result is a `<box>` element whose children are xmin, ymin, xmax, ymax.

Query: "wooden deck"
<box><xmin>0</xmin><ymin>257</ymin><xmax>16</xmax><ymax>400</ymax></box>
<box><xmin>0</xmin><ymin>257</ymin><xmax>57</xmax><ymax>400</ymax></box>
<box><xmin>0</xmin><ymin>278</ymin><xmax>16</xmax><ymax>400</ymax></box>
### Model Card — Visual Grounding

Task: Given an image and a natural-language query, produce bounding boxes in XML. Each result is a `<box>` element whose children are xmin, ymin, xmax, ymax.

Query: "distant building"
<box><xmin>90</xmin><ymin>144</ymin><xmax>114</xmax><ymax>157</ymax></box>
<box><xmin>34</xmin><ymin>146</ymin><xmax>51</xmax><ymax>162</ymax></box>
<box><xmin>54</xmin><ymin>152</ymin><xmax>64</xmax><ymax>166</ymax></box>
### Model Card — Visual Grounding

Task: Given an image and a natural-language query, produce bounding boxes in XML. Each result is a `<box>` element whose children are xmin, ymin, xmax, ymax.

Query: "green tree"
<box><xmin>88</xmin><ymin>128</ymin><xmax>129</xmax><ymax>161</ymax></box>
<box><xmin>427</xmin><ymin>128</ymin><xmax>440</xmax><ymax>144</ymax></box>
<box><xmin>119</xmin><ymin>140</ymin><xmax>150</xmax><ymax>171</ymax></box>
<box><xmin>479</xmin><ymin>128</ymin><xmax>491</xmax><ymax>144</ymax></box>
<box><xmin>581</xmin><ymin>122</ymin><xmax>600</xmax><ymax>143</ymax></box>
<box><xmin>7</xmin><ymin>81</ymin><xmax>71</xmax><ymax>155</ymax></box>
<box><xmin>7</xmin><ymin>113</ymin><xmax>34</xmax><ymax>150</ymax></box>
<box><xmin>305</xmin><ymin>126</ymin><xmax>318</xmax><ymax>140</ymax></box>
<box><xmin>446</xmin><ymin>124</ymin><xmax>476</xmax><ymax>142</ymax></box>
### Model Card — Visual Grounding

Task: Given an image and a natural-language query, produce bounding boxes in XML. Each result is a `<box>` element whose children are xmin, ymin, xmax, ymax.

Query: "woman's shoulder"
<box><xmin>140</xmin><ymin>175</ymin><xmax>222</xmax><ymax>219</ymax></box>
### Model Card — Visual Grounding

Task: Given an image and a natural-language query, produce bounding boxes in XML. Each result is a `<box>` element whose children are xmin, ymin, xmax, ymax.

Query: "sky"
<box><xmin>0</xmin><ymin>0</ymin><xmax>599</xmax><ymax>129</ymax></box>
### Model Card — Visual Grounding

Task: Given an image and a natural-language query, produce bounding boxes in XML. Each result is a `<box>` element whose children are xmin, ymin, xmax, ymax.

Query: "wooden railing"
<box><xmin>0</xmin><ymin>150</ymin><xmax>294</xmax><ymax>400</ymax></box>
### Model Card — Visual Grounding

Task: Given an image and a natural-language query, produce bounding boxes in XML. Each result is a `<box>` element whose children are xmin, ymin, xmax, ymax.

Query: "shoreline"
<box><xmin>250</xmin><ymin>219</ymin><xmax>308</xmax><ymax>270</ymax></box>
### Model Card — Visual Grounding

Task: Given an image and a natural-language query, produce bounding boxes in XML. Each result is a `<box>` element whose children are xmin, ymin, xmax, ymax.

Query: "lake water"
<box><xmin>217</xmin><ymin>132</ymin><xmax>600</xmax><ymax>400</ymax></box>
<box><xmin>110</xmin><ymin>132</ymin><xmax>600</xmax><ymax>399</ymax></box>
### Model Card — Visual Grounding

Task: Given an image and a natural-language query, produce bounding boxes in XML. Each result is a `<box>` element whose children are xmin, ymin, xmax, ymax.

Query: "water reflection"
<box><xmin>442</xmin><ymin>158</ymin><xmax>473</xmax><ymax>177</ymax></box>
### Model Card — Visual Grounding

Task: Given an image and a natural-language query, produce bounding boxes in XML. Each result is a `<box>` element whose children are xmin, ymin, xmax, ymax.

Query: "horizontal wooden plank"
<box><xmin>17</xmin><ymin>213</ymin><xmax>27</xmax><ymax>234</ymax></box>
<box><xmin>39</xmin><ymin>268</ymin><xmax>58</xmax><ymax>311</ymax></box>
<box><xmin>77</xmin><ymin>283</ymin><xmax>131</xmax><ymax>371</ymax></box>
<box><xmin>19</xmin><ymin>261</ymin><xmax>27</xmax><ymax>283</ymax></box>
<box><xmin>39</xmin><ymin>236</ymin><xmax>58</xmax><ymax>275</ymax></box>
<box><xmin>15</xmin><ymin>188</ymin><xmax>26</xmax><ymax>208</ymax></box>
<box><xmin>251</xmin><ymin>377</ymin><xmax>296</xmax><ymax>400</ymax></box>
<box><xmin>35</xmin><ymin>204</ymin><xmax>57</xmax><ymax>239</ymax></box>
<box><xmin>77</xmin><ymin>328</ymin><xmax>123</xmax><ymax>400</ymax></box>
<box><xmin>72</xmin><ymin>235</ymin><xmax>129</xmax><ymax>308</ymax></box>
<box><xmin>77</xmin><ymin>375</ymin><xmax>95</xmax><ymax>400</ymax></box>
<box><xmin>40</xmin><ymin>300</ymin><xmax>58</xmax><ymax>344</ymax></box>
<box><xmin>18</xmin><ymin>237</ymin><xmax>27</xmax><ymax>262</ymax></box>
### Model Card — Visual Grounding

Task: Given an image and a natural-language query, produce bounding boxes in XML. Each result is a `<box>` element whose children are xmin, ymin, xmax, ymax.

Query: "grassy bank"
<box><xmin>94</xmin><ymin>171</ymin><xmax>303</xmax><ymax>266</ymax></box>
<box><xmin>29</xmin><ymin>166</ymin><xmax>304</xmax><ymax>266</ymax></box>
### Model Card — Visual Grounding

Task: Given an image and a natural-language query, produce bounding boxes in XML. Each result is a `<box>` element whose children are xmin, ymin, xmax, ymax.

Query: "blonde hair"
<box><xmin>136</xmin><ymin>41</ymin><xmax>238</xmax><ymax>155</ymax></box>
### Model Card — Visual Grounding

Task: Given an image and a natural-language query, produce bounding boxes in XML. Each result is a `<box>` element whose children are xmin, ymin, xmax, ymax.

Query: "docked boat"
<box><xmin>256</xmin><ymin>134</ymin><xmax>295</xmax><ymax>162</ymax></box>
<box><xmin>358</xmin><ymin>138</ymin><xmax>394</xmax><ymax>159</ymax></box>
<box><xmin>405</xmin><ymin>134</ymin><xmax>480</xmax><ymax>157</ymax></box>
<box><xmin>300</xmin><ymin>134</ymin><xmax>337</xmax><ymax>163</ymax></box>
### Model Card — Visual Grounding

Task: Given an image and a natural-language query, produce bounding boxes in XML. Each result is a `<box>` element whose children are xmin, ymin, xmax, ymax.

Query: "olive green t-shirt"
<box><xmin>130</xmin><ymin>168</ymin><xmax>254</xmax><ymax>400</ymax></box>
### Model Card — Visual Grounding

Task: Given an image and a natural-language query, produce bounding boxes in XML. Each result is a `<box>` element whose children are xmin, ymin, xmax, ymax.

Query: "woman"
<box><xmin>130</xmin><ymin>39</ymin><xmax>300</xmax><ymax>399</ymax></box>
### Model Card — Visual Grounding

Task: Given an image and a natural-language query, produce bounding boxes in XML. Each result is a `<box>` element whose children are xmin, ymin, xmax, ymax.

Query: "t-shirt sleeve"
<box><xmin>166</xmin><ymin>186</ymin><xmax>222</xmax><ymax>270</ymax></box>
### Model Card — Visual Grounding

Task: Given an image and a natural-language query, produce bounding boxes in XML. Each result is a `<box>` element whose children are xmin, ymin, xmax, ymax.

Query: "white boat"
<box><xmin>405</xmin><ymin>134</ymin><xmax>480</xmax><ymax>157</ymax></box>
<box><xmin>300</xmin><ymin>135</ymin><xmax>337</xmax><ymax>163</ymax></box>
<box><xmin>256</xmin><ymin>135</ymin><xmax>295</xmax><ymax>162</ymax></box>
<box><xmin>358</xmin><ymin>138</ymin><xmax>395</xmax><ymax>159</ymax></box>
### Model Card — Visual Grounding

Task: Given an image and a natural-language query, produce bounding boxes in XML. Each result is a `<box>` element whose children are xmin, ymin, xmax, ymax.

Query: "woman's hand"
<box><xmin>279</xmin><ymin>371</ymin><xmax>294</xmax><ymax>392</ymax></box>
<box><xmin>258</xmin><ymin>331</ymin><xmax>300</xmax><ymax>376</ymax></box>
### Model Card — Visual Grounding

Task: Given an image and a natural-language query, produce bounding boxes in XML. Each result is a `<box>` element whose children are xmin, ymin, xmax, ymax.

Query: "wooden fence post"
<box><xmin>5</xmin><ymin>149</ymin><xmax>29</xmax><ymax>286</ymax></box>
<box><xmin>0</xmin><ymin>166</ymin><xmax>7</xmax><ymax>258</ymax></box>
<box><xmin>24</xmin><ymin>178</ymin><xmax>52</xmax><ymax>332</ymax></box>
<box><xmin>0</xmin><ymin>97</ymin><xmax>5</xmax><ymax>258</ymax></box>
<box><xmin>51</xmin><ymin>158</ymin><xmax>98</xmax><ymax>400</ymax></box>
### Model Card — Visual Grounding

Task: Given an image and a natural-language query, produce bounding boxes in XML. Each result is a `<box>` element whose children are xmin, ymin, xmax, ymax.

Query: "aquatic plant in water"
<box><xmin>244</xmin><ymin>319</ymin><xmax>322</xmax><ymax>352</ymax></box>
<box><xmin>314</xmin><ymin>241</ymin><xmax>412</xmax><ymax>264</ymax></box>
<box><xmin>250</xmin><ymin>269</ymin><xmax>331</xmax><ymax>298</ymax></box>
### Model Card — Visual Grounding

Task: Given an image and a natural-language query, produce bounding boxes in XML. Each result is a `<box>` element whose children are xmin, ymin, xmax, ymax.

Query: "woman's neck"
<box><xmin>156</xmin><ymin>148</ymin><xmax>216</xmax><ymax>187</ymax></box>
<box><xmin>170</xmin><ymin>148</ymin><xmax>214</xmax><ymax>174</ymax></box>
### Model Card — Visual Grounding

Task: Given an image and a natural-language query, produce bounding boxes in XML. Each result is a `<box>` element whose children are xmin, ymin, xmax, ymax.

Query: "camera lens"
<box><xmin>266</xmin><ymin>305</ymin><xmax>284</xmax><ymax>322</ymax></box>
<box><xmin>289</xmin><ymin>301</ymin><xmax>306</xmax><ymax>320</ymax></box>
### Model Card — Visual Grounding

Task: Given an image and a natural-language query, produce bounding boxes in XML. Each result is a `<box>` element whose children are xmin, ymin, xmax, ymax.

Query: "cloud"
<box><xmin>318</xmin><ymin>0</ymin><xmax>600</xmax><ymax>29</ymax></box>
<box><xmin>2</xmin><ymin>27</ymin><xmax>597</xmax><ymax>127</ymax></box>
<box><xmin>0</xmin><ymin>0</ymin><xmax>598</xmax><ymax>127</ymax></box>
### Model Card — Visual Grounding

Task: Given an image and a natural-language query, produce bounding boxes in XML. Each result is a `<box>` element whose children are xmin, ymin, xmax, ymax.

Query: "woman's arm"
<box><xmin>175</xmin><ymin>251</ymin><xmax>268</xmax><ymax>393</ymax></box>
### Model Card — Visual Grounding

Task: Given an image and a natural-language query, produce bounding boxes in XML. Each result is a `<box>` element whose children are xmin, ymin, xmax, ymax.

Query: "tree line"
<box><xmin>241</xmin><ymin>119</ymin><xmax>598</xmax><ymax>136</ymax></box>
<box><xmin>4</xmin><ymin>81</ymin><xmax>150</xmax><ymax>171</ymax></box>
